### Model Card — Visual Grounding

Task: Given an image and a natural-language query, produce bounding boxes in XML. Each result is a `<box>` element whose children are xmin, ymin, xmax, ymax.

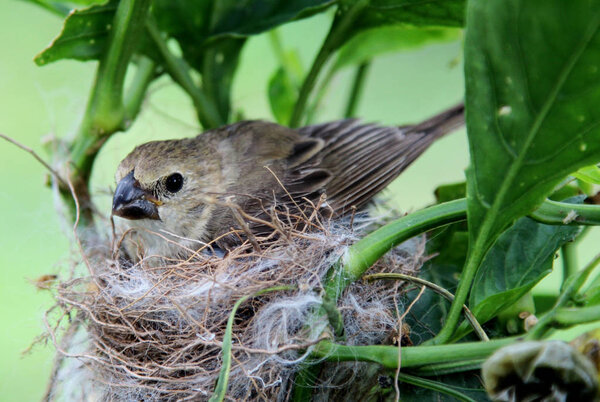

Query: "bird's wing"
<box><xmin>289</xmin><ymin>103</ymin><xmax>465</xmax><ymax>215</ymax></box>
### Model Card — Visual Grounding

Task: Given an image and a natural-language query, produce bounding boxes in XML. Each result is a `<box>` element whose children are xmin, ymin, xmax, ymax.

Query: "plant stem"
<box><xmin>289</xmin><ymin>0</ymin><xmax>368</xmax><ymax>127</ymax></box>
<box><xmin>291</xmin><ymin>361</ymin><xmax>321</xmax><ymax>402</ymax></box>
<box><xmin>553</xmin><ymin>304</ymin><xmax>600</xmax><ymax>326</ymax></box>
<box><xmin>530</xmin><ymin>199</ymin><xmax>600</xmax><ymax>225</ymax></box>
<box><xmin>304</xmin><ymin>64</ymin><xmax>336</xmax><ymax>124</ymax></box>
<box><xmin>269</xmin><ymin>29</ymin><xmax>287</xmax><ymax>67</ymax></box>
<box><xmin>67</xmin><ymin>0</ymin><xmax>151</xmax><ymax>224</ymax></box>
<box><xmin>145</xmin><ymin>18</ymin><xmax>223</xmax><ymax>129</ymax></box>
<box><xmin>210</xmin><ymin>285</ymin><xmax>293</xmax><ymax>402</ymax></box>
<box><xmin>325</xmin><ymin>198</ymin><xmax>467</xmax><ymax>303</ymax></box>
<box><xmin>561</xmin><ymin>242</ymin><xmax>578</xmax><ymax>285</ymax></box>
<box><xmin>311</xmin><ymin>337</ymin><xmax>515</xmax><ymax>369</ymax></box>
<box><xmin>527</xmin><ymin>252</ymin><xmax>600</xmax><ymax>340</ymax></box>
<box><xmin>293</xmin><ymin>198</ymin><xmax>466</xmax><ymax>398</ymax></box>
<box><xmin>557</xmin><ymin>252</ymin><xmax>600</xmax><ymax>307</ymax></box>
<box><xmin>396</xmin><ymin>373</ymin><xmax>476</xmax><ymax>402</ymax></box>
<box><xmin>124</xmin><ymin>56</ymin><xmax>156</xmax><ymax>122</ymax></box>
<box><xmin>365</xmin><ymin>273</ymin><xmax>488</xmax><ymax>341</ymax></box>
<box><xmin>344</xmin><ymin>61</ymin><xmax>370</xmax><ymax>118</ymax></box>
<box><xmin>431</xmin><ymin>199</ymin><xmax>600</xmax><ymax>345</ymax></box>
<box><xmin>411</xmin><ymin>359</ymin><xmax>484</xmax><ymax>376</ymax></box>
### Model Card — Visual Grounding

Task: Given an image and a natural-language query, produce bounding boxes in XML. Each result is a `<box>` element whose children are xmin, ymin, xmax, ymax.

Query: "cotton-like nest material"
<box><xmin>45</xmin><ymin>208</ymin><xmax>425</xmax><ymax>401</ymax></box>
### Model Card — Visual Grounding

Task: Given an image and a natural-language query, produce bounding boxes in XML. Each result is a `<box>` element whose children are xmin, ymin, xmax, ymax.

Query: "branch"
<box><xmin>66</xmin><ymin>0</ymin><xmax>151</xmax><ymax>225</ymax></box>
<box><xmin>0</xmin><ymin>133</ymin><xmax>66</xmax><ymax>187</ymax></box>
<box><xmin>289</xmin><ymin>0</ymin><xmax>368</xmax><ymax>127</ymax></box>
<box><xmin>145</xmin><ymin>18</ymin><xmax>223</xmax><ymax>129</ymax></box>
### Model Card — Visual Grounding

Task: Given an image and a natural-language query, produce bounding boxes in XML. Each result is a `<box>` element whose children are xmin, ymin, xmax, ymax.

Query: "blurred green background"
<box><xmin>1</xmin><ymin>1</ymin><xmax>598</xmax><ymax>400</ymax></box>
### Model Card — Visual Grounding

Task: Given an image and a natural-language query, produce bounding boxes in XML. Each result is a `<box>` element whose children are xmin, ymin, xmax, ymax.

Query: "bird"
<box><xmin>112</xmin><ymin>104</ymin><xmax>464</xmax><ymax>259</ymax></box>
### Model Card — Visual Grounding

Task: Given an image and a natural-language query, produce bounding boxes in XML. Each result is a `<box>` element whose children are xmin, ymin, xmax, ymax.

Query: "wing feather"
<box><xmin>286</xmin><ymin>103</ymin><xmax>464</xmax><ymax>214</ymax></box>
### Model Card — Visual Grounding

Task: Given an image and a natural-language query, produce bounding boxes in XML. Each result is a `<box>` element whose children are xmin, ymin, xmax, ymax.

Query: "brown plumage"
<box><xmin>112</xmin><ymin>104</ymin><xmax>464</xmax><ymax>258</ymax></box>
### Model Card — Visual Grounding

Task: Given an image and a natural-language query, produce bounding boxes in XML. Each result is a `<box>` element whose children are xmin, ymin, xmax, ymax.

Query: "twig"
<box><xmin>394</xmin><ymin>285</ymin><xmax>426</xmax><ymax>402</ymax></box>
<box><xmin>0</xmin><ymin>133</ymin><xmax>67</xmax><ymax>187</ymax></box>
<box><xmin>264</xmin><ymin>165</ymin><xmax>309</xmax><ymax>221</ymax></box>
<box><xmin>364</xmin><ymin>272</ymin><xmax>489</xmax><ymax>342</ymax></box>
<box><xmin>42</xmin><ymin>316</ymin><xmax>82</xmax><ymax>402</ymax></box>
<box><xmin>227</xmin><ymin>199</ymin><xmax>261</xmax><ymax>252</ymax></box>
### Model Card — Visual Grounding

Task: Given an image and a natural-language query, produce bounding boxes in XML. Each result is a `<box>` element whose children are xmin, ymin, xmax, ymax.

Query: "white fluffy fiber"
<box><xmin>47</xmin><ymin>216</ymin><xmax>425</xmax><ymax>401</ymax></box>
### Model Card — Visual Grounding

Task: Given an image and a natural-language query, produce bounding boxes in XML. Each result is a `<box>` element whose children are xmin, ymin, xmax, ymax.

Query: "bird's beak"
<box><xmin>112</xmin><ymin>171</ymin><xmax>161</xmax><ymax>220</ymax></box>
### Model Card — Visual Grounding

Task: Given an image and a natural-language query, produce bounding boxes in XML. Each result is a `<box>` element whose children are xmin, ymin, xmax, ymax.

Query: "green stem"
<box><xmin>289</xmin><ymin>0</ymin><xmax>368</xmax><ymax>127</ymax></box>
<box><xmin>66</xmin><ymin>0</ymin><xmax>150</xmax><ymax>226</ymax></box>
<box><xmin>210</xmin><ymin>285</ymin><xmax>293</xmax><ymax>402</ymax></box>
<box><xmin>325</xmin><ymin>198</ymin><xmax>467</xmax><ymax>303</ymax></box>
<box><xmin>561</xmin><ymin>242</ymin><xmax>578</xmax><ymax>286</ymax></box>
<box><xmin>429</xmin><ymin>236</ymin><xmax>493</xmax><ymax>345</ymax></box>
<box><xmin>291</xmin><ymin>361</ymin><xmax>321</xmax><ymax>402</ymax></box>
<box><xmin>269</xmin><ymin>29</ymin><xmax>287</xmax><ymax>67</ymax></box>
<box><xmin>311</xmin><ymin>337</ymin><xmax>515</xmax><ymax>369</ymax></box>
<box><xmin>344</xmin><ymin>61</ymin><xmax>370</xmax><ymax>118</ymax></box>
<box><xmin>304</xmin><ymin>63</ymin><xmax>336</xmax><ymax>124</ymax></box>
<box><xmin>431</xmin><ymin>199</ymin><xmax>600</xmax><ymax>345</ymax></box>
<box><xmin>411</xmin><ymin>359</ymin><xmax>484</xmax><ymax>377</ymax></box>
<box><xmin>124</xmin><ymin>56</ymin><xmax>156</xmax><ymax>122</ymax></box>
<box><xmin>553</xmin><ymin>304</ymin><xmax>600</xmax><ymax>326</ymax></box>
<box><xmin>293</xmin><ymin>198</ymin><xmax>599</xmax><ymax>393</ymax></box>
<box><xmin>527</xmin><ymin>252</ymin><xmax>600</xmax><ymax>340</ymax></box>
<box><xmin>557</xmin><ymin>252</ymin><xmax>600</xmax><ymax>307</ymax></box>
<box><xmin>293</xmin><ymin>199</ymin><xmax>466</xmax><ymax>398</ymax></box>
<box><xmin>396</xmin><ymin>373</ymin><xmax>477</xmax><ymax>402</ymax></box>
<box><xmin>71</xmin><ymin>0</ymin><xmax>151</xmax><ymax>172</ymax></box>
<box><xmin>529</xmin><ymin>199</ymin><xmax>600</xmax><ymax>225</ymax></box>
<box><xmin>145</xmin><ymin>18</ymin><xmax>223</xmax><ymax>129</ymax></box>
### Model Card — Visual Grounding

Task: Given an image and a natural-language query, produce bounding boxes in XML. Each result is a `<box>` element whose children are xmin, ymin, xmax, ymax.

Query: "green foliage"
<box><xmin>335</xmin><ymin>25</ymin><xmax>460</xmax><ymax>70</ymax></box>
<box><xmin>469</xmin><ymin>217</ymin><xmax>580</xmax><ymax>327</ymax></box>
<box><xmin>432</xmin><ymin>0</ymin><xmax>600</xmax><ymax>345</ymax></box>
<box><xmin>339</xmin><ymin>0</ymin><xmax>465</xmax><ymax>30</ymax></box>
<box><xmin>24</xmin><ymin>0</ymin><xmax>600</xmax><ymax>399</ymax></box>
<box><xmin>34</xmin><ymin>0</ymin><xmax>117</xmax><ymax>65</ymax></box>
<box><xmin>464</xmin><ymin>0</ymin><xmax>600</xmax><ymax>253</ymax></box>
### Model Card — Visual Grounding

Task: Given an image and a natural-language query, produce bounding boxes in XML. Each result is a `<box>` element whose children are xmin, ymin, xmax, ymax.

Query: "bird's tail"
<box><xmin>403</xmin><ymin>102</ymin><xmax>465</xmax><ymax>139</ymax></box>
<box><xmin>294</xmin><ymin>103</ymin><xmax>466</xmax><ymax>214</ymax></box>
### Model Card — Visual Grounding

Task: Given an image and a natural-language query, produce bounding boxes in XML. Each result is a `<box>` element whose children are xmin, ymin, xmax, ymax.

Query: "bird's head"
<box><xmin>112</xmin><ymin>138</ymin><xmax>223</xmax><ymax>257</ymax></box>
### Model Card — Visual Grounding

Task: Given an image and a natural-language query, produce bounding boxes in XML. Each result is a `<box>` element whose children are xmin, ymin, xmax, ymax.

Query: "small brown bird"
<box><xmin>112</xmin><ymin>105</ymin><xmax>464</xmax><ymax>259</ymax></box>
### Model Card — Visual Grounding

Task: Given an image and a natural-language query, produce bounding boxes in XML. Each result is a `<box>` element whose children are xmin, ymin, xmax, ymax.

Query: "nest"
<box><xmin>44</xmin><ymin>205</ymin><xmax>426</xmax><ymax>401</ymax></box>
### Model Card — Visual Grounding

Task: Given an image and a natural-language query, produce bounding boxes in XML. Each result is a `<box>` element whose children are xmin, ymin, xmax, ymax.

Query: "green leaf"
<box><xmin>23</xmin><ymin>0</ymin><xmax>108</xmax><ymax>17</ymax></box>
<box><xmin>398</xmin><ymin>371</ymin><xmax>485</xmax><ymax>402</ymax></box>
<box><xmin>207</xmin><ymin>0</ymin><xmax>335</xmax><ymax>38</ymax></box>
<box><xmin>335</xmin><ymin>25</ymin><xmax>461</xmax><ymax>70</ymax></box>
<box><xmin>435</xmin><ymin>182</ymin><xmax>467</xmax><ymax>204</ymax></box>
<box><xmin>436</xmin><ymin>0</ymin><xmax>600</xmax><ymax>342</ymax></box>
<box><xmin>469</xmin><ymin>217</ymin><xmax>580</xmax><ymax>326</ymax></box>
<box><xmin>341</xmin><ymin>0</ymin><xmax>465</xmax><ymax>31</ymax></box>
<box><xmin>34</xmin><ymin>0</ymin><xmax>117</xmax><ymax>66</ymax></box>
<box><xmin>465</xmin><ymin>0</ymin><xmax>600</xmax><ymax>254</ymax></box>
<box><xmin>573</xmin><ymin>165</ymin><xmax>600</xmax><ymax>185</ymax></box>
<box><xmin>584</xmin><ymin>274</ymin><xmax>600</xmax><ymax>306</ymax></box>
<box><xmin>153</xmin><ymin>0</ymin><xmax>334</xmax><ymax>43</ymax></box>
<box><xmin>268</xmin><ymin>46</ymin><xmax>303</xmax><ymax>124</ymax></box>
<box><xmin>268</xmin><ymin>67</ymin><xmax>298</xmax><ymax>124</ymax></box>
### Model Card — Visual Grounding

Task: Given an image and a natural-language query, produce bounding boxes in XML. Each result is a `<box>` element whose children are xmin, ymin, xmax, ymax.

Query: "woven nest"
<box><xmin>43</xmin><ymin>204</ymin><xmax>426</xmax><ymax>401</ymax></box>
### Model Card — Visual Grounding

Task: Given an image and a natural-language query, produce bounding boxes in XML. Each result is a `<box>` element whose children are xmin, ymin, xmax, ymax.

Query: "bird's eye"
<box><xmin>165</xmin><ymin>173</ymin><xmax>184</xmax><ymax>193</ymax></box>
